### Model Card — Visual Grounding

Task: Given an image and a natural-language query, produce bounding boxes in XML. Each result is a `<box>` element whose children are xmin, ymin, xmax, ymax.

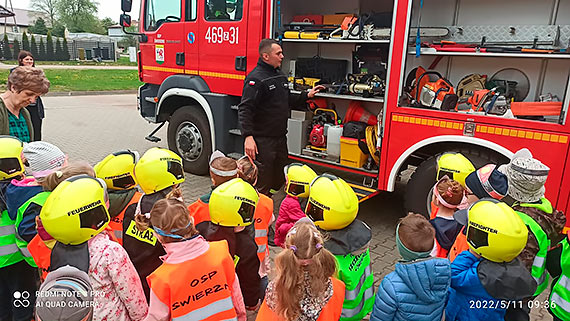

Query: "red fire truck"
<box><xmin>119</xmin><ymin>0</ymin><xmax>570</xmax><ymax>224</ymax></box>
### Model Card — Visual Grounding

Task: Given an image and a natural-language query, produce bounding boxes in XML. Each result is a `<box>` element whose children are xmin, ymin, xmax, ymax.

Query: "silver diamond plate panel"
<box><xmin>442</xmin><ymin>25</ymin><xmax>564</xmax><ymax>46</ymax></box>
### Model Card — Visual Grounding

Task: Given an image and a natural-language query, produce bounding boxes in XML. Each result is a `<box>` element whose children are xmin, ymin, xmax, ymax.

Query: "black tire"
<box><xmin>167</xmin><ymin>106</ymin><xmax>212</xmax><ymax>175</ymax></box>
<box><xmin>404</xmin><ymin>149</ymin><xmax>502</xmax><ymax>217</ymax></box>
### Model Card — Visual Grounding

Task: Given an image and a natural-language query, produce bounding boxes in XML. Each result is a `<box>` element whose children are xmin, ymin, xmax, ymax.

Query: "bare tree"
<box><xmin>31</xmin><ymin>0</ymin><xmax>58</xmax><ymax>28</ymax></box>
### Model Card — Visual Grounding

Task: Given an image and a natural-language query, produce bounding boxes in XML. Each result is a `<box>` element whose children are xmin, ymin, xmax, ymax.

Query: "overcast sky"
<box><xmin>17</xmin><ymin>0</ymin><xmax>141</xmax><ymax>22</ymax></box>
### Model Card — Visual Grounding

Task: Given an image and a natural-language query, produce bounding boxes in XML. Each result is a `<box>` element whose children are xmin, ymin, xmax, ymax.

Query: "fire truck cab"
<box><xmin>120</xmin><ymin>0</ymin><xmax>570</xmax><ymax>221</ymax></box>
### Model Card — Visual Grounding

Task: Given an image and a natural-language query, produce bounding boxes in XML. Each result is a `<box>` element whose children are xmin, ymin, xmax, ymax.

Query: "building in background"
<box><xmin>1</xmin><ymin>8</ymin><xmax>47</xmax><ymax>34</ymax></box>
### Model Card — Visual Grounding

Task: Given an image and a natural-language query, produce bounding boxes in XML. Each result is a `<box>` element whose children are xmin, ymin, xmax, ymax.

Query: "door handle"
<box><xmin>235</xmin><ymin>56</ymin><xmax>246</xmax><ymax>71</ymax></box>
<box><xmin>176</xmin><ymin>52</ymin><xmax>185</xmax><ymax>66</ymax></box>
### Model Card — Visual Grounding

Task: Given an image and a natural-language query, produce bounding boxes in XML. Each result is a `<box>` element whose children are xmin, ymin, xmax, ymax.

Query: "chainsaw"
<box><xmin>467</xmin><ymin>88</ymin><xmax>509</xmax><ymax>115</ymax></box>
<box><xmin>416</xmin><ymin>71</ymin><xmax>458</xmax><ymax>110</ymax></box>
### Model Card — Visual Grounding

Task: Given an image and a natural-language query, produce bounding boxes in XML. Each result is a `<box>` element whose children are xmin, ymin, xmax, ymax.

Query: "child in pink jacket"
<box><xmin>141</xmin><ymin>189</ymin><xmax>247</xmax><ymax>321</ymax></box>
<box><xmin>275</xmin><ymin>164</ymin><xmax>317</xmax><ymax>247</ymax></box>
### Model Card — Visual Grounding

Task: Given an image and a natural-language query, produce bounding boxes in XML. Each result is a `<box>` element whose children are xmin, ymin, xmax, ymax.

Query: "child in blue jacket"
<box><xmin>446</xmin><ymin>199</ymin><xmax>536</xmax><ymax>321</ymax></box>
<box><xmin>371</xmin><ymin>213</ymin><xmax>451</xmax><ymax>321</ymax></box>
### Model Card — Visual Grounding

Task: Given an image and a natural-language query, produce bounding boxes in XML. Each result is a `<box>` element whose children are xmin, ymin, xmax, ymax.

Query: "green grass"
<box><xmin>2</xmin><ymin>56</ymin><xmax>138</xmax><ymax>67</ymax></box>
<box><xmin>0</xmin><ymin>69</ymin><xmax>142</xmax><ymax>92</ymax></box>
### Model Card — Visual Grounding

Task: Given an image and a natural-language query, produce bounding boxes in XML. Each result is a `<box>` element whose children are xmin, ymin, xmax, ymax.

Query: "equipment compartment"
<box><xmin>400</xmin><ymin>0</ymin><xmax>570</xmax><ymax>124</ymax></box>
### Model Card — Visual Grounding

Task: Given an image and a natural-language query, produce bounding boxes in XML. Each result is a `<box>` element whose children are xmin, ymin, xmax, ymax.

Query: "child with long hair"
<box><xmin>430</xmin><ymin>177</ymin><xmax>465</xmax><ymax>258</ymax></box>
<box><xmin>140</xmin><ymin>189</ymin><xmax>246</xmax><ymax>321</ymax></box>
<box><xmin>122</xmin><ymin>147</ymin><xmax>185</xmax><ymax>301</ymax></box>
<box><xmin>256</xmin><ymin>218</ymin><xmax>345</xmax><ymax>321</ymax></box>
<box><xmin>236</xmin><ymin>154</ymin><xmax>274</xmax><ymax>298</ymax></box>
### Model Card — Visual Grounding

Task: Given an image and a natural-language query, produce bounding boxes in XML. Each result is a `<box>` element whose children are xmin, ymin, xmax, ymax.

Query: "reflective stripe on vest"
<box><xmin>517</xmin><ymin>211</ymin><xmax>550</xmax><ymax>296</ymax></box>
<box><xmin>335</xmin><ymin>250</ymin><xmax>375</xmax><ymax>321</ymax></box>
<box><xmin>254</xmin><ymin>195</ymin><xmax>272</xmax><ymax>262</ymax></box>
<box><xmin>255</xmin><ymin>229</ymin><xmax>267</xmax><ymax>238</ymax></box>
<box><xmin>345</xmin><ymin>265</ymin><xmax>372</xmax><ymax>301</ymax></box>
<box><xmin>15</xmin><ymin>192</ymin><xmax>50</xmax><ymax>267</ymax></box>
<box><xmin>172</xmin><ymin>297</ymin><xmax>237</xmax><ymax>321</ymax></box>
<box><xmin>549</xmin><ymin>238</ymin><xmax>570</xmax><ymax>320</ymax></box>
<box><xmin>0</xmin><ymin>209</ymin><xmax>24</xmax><ymax>267</ymax></box>
<box><xmin>341</xmin><ymin>286</ymin><xmax>374</xmax><ymax>319</ymax></box>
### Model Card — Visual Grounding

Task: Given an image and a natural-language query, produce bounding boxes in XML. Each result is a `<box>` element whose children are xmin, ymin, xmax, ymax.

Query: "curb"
<box><xmin>45</xmin><ymin>90</ymin><xmax>137</xmax><ymax>97</ymax></box>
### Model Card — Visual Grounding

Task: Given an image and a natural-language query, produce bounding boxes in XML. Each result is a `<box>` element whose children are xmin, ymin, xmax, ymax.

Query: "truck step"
<box><xmin>229</xmin><ymin>129</ymin><xmax>242</xmax><ymax>136</ymax></box>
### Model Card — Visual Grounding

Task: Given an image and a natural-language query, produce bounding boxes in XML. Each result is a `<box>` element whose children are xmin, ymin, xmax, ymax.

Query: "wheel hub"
<box><xmin>176</xmin><ymin>122</ymin><xmax>203</xmax><ymax>161</ymax></box>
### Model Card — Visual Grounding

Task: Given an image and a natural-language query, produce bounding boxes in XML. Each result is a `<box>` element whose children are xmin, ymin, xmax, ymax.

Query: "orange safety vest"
<box><xmin>434</xmin><ymin>239</ymin><xmax>449</xmax><ymax>258</ymax></box>
<box><xmin>256</xmin><ymin>277</ymin><xmax>345</xmax><ymax>321</ymax></box>
<box><xmin>430</xmin><ymin>203</ymin><xmax>438</xmax><ymax>219</ymax></box>
<box><xmin>108</xmin><ymin>191</ymin><xmax>142</xmax><ymax>245</ymax></box>
<box><xmin>188</xmin><ymin>199</ymin><xmax>211</xmax><ymax>226</ymax></box>
<box><xmin>28</xmin><ymin>234</ymin><xmax>51</xmax><ymax>281</ymax></box>
<box><xmin>28</xmin><ymin>228</ymin><xmax>119</xmax><ymax>282</ymax></box>
<box><xmin>254</xmin><ymin>194</ymin><xmax>273</xmax><ymax>262</ymax></box>
<box><xmin>147</xmin><ymin>240</ymin><xmax>238</xmax><ymax>321</ymax></box>
<box><xmin>448</xmin><ymin>227</ymin><xmax>469</xmax><ymax>262</ymax></box>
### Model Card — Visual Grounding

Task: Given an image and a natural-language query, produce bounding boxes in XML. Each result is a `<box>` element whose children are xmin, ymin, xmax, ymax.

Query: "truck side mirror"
<box><xmin>121</xmin><ymin>0</ymin><xmax>133</xmax><ymax>12</ymax></box>
<box><xmin>120</xmin><ymin>14</ymin><xmax>132</xmax><ymax>28</ymax></box>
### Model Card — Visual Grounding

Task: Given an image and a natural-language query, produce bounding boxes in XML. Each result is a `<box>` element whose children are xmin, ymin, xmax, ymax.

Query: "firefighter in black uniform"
<box><xmin>238</xmin><ymin>39</ymin><xmax>324</xmax><ymax>196</ymax></box>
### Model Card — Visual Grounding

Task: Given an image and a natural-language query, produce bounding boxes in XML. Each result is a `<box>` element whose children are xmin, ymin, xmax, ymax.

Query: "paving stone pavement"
<box><xmin>41</xmin><ymin>94</ymin><xmax>551</xmax><ymax>321</ymax></box>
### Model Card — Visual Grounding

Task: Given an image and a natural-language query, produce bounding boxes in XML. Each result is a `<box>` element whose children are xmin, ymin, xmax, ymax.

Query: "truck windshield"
<box><xmin>145</xmin><ymin>0</ymin><xmax>182</xmax><ymax>31</ymax></box>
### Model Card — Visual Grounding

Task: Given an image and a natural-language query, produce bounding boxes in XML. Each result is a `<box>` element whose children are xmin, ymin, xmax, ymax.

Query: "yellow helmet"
<box><xmin>40</xmin><ymin>175</ymin><xmax>110</xmax><ymax>245</ymax></box>
<box><xmin>209</xmin><ymin>178</ymin><xmax>259</xmax><ymax>227</ymax></box>
<box><xmin>94</xmin><ymin>150</ymin><xmax>140</xmax><ymax>190</ymax></box>
<box><xmin>437</xmin><ymin>152</ymin><xmax>476</xmax><ymax>187</ymax></box>
<box><xmin>134</xmin><ymin>148</ymin><xmax>185</xmax><ymax>194</ymax></box>
<box><xmin>284</xmin><ymin>163</ymin><xmax>317</xmax><ymax>198</ymax></box>
<box><xmin>305</xmin><ymin>174</ymin><xmax>358</xmax><ymax>230</ymax></box>
<box><xmin>0</xmin><ymin>135</ymin><xmax>25</xmax><ymax>181</ymax></box>
<box><xmin>466</xmin><ymin>198</ymin><xmax>528</xmax><ymax>263</ymax></box>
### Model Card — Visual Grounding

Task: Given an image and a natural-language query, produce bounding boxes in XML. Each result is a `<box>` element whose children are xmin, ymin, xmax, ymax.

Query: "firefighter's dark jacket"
<box><xmin>238</xmin><ymin>59</ymin><xmax>309</xmax><ymax>138</ymax></box>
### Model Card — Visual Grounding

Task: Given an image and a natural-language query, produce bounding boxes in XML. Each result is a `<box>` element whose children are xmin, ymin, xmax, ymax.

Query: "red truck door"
<box><xmin>140</xmin><ymin>0</ymin><xmax>186</xmax><ymax>84</ymax></box>
<box><xmin>183</xmin><ymin>0</ymin><xmax>200</xmax><ymax>76</ymax></box>
<box><xmin>198</xmin><ymin>0</ymin><xmax>249</xmax><ymax>96</ymax></box>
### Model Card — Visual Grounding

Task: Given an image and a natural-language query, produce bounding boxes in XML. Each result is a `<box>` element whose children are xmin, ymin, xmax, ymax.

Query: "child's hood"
<box><xmin>323</xmin><ymin>219</ymin><xmax>371</xmax><ymax>255</ymax></box>
<box><xmin>477</xmin><ymin>258</ymin><xmax>537</xmax><ymax>301</ymax></box>
<box><xmin>395</xmin><ymin>257</ymin><xmax>451</xmax><ymax>303</ymax></box>
<box><xmin>430</xmin><ymin>217</ymin><xmax>462</xmax><ymax>251</ymax></box>
<box><xmin>107</xmin><ymin>189</ymin><xmax>138</xmax><ymax>218</ymax></box>
<box><xmin>5</xmin><ymin>179</ymin><xmax>43</xmax><ymax>220</ymax></box>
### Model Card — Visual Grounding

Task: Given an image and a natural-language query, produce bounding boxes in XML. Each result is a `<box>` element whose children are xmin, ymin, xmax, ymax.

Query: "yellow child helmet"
<box><xmin>134</xmin><ymin>147</ymin><xmax>185</xmax><ymax>194</ymax></box>
<box><xmin>305</xmin><ymin>174</ymin><xmax>358</xmax><ymax>230</ymax></box>
<box><xmin>465</xmin><ymin>198</ymin><xmax>528</xmax><ymax>263</ymax></box>
<box><xmin>94</xmin><ymin>150</ymin><xmax>140</xmax><ymax>190</ymax></box>
<box><xmin>0</xmin><ymin>135</ymin><xmax>25</xmax><ymax>181</ymax></box>
<box><xmin>437</xmin><ymin>152</ymin><xmax>476</xmax><ymax>187</ymax></box>
<box><xmin>209</xmin><ymin>178</ymin><xmax>259</xmax><ymax>227</ymax></box>
<box><xmin>284</xmin><ymin>163</ymin><xmax>317</xmax><ymax>198</ymax></box>
<box><xmin>40</xmin><ymin>175</ymin><xmax>110</xmax><ymax>245</ymax></box>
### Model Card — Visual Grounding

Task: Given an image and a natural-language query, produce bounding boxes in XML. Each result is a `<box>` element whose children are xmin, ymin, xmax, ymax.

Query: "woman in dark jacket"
<box><xmin>15</xmin><ymin>50</ymin><xmax>45</xmax><ymax>141</ymax></box>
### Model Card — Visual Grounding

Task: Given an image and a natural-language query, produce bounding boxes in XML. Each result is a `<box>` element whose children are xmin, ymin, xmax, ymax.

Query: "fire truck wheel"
<box><xmin>167</xmin><ymin>106</ymin><xmax>211</xmax><ymax>175</ymax></box>
<box><xmin>404</xmin><ymin>150</ymin><xmax>495</xmax><ymax>218</ymax></box>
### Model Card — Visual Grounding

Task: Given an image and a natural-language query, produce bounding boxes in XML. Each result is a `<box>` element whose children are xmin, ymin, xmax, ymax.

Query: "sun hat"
<box><xmin>498</xmin><ymin>149</ymin><xmax>549</xmax><ymax>203</ymax></box>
